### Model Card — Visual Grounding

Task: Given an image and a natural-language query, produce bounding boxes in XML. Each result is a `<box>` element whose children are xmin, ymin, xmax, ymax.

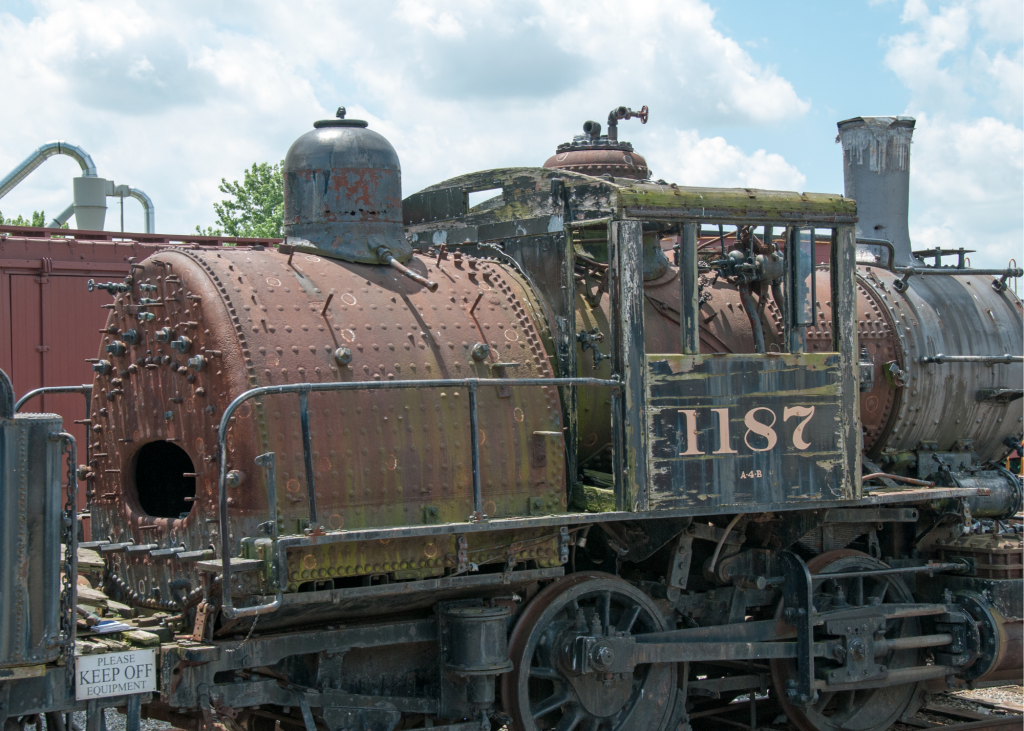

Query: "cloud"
<box><xmin>646</xmin><ymin>130</ymin><xmax>807</xmax><ymax>191</ymax></box>
<box><xmin>884</xmin><ymin>0</ymin><xmax>972</xmax><ymax>110</ymax></box>
<box><xmin>909</xmin><ymin>114</ymin><xmax>1023</xmax><ymax>268</ymax></box>
<box><xmin>0</xmin><ymin>0</ymin><xmax>809</xmax><ymax>235</ymax></box>
<box><xmin>974</xmin><ymin>0</ymin><xmax>1024</xmax><ymax>43</ymax></box>
<box><xmin>882</xmin><ymin>1</ymin><xmax>1023</xmax><ymax>269</ymax></box>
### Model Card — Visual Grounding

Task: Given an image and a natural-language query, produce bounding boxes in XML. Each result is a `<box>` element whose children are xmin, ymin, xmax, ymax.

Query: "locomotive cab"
<box><xmin>404</xmin><ymin>168</ymin><xmax>863</xmax><ymax>513</ymax></box>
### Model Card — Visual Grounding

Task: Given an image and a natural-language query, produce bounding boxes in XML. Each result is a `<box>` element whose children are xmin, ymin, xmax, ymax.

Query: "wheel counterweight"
<box><xmin>503</xmin><ymin>573</ymin><xmax>679</xmax><ymax>731</ymax></box>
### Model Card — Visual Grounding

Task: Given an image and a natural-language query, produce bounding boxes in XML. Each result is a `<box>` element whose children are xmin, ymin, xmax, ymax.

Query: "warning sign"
<box><xmin>75</xmin><ymin>649</ymin><xmax>156</xmax><ymax>700</ymax></box>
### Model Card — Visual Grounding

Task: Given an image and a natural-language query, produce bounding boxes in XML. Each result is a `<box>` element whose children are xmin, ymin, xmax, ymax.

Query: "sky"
<box><xmin>0</xmin><ymin>0</ymin><xmax>1021</xmax><ymax>269</ymax></box>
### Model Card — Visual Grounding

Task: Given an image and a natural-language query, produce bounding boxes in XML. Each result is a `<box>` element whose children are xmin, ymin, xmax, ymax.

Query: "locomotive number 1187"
<box><xmin>678</xmin><ymin>406</ymin><xmax>816</xmax><ymax>456</ymax></box>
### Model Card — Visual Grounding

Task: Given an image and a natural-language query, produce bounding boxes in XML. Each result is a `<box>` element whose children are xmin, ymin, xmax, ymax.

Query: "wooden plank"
<box><xmin>645</xmin><ymin>353</ymin><xmax>845</xmax><ymax>509</ymax></box>
<box><xmin>925</xmin><ymin>704</ymin><xmax>1002</xmax><ymax>722</ymax></box>
<box><xmin>610</xmin><ymin>220</ymin><xmax>646</xmax><ymax>511</ymax></box>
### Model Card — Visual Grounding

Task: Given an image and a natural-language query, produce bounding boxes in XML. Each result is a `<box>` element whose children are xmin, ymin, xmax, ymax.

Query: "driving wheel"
<box><xmin>770</xmin><ymin>550</ymin><xmax>925</xmax><ymax>731</ymax></box>
<box><xmin>502</xmin><ymin>572</ymin><xmax>678</xmax><ymax>731</ymax></box>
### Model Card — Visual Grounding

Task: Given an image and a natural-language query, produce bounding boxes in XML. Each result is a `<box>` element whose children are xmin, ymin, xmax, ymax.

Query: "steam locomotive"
<box><xmin>1</xmin><ymin>108</ymin><xmax>1021</xmax><ymax>731</ymax></box>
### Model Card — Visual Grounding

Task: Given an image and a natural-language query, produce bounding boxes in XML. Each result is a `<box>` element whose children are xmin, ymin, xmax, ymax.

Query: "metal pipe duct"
<box><xmin>836</xmin><ymin>116</ymin><xmax>917</xmax><ymax>267</ymax></box>
<box><xmin>45</xmin><ymin>190</ymin><xmax>155</xmax><ymax>233</ymax></box>
<box><xmin>129</xmin><ymin>188</ymin><xmax>156</xmax><ymax>233</ymax></box>
<box><xmin>45</xmin><ymin>203</ymin><xmax>75</xmax><ymax>229</ymax></box>
<box><xmin>0</xmin><ymin>141</ymin><xmax>98</xmax><ymax>200</ymax></box>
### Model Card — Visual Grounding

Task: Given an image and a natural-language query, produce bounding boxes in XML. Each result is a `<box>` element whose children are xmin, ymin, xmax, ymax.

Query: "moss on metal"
<box><xmin>616</xmin><ymin>185</ymin><xmax>857</xmax><ymax>223</ymax></box>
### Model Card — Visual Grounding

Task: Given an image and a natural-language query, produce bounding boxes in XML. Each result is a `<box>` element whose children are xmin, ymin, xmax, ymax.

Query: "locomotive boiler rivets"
<box><xmin>226</xmin><ymin>471</ymin><xmax>245</xmax><ymax>488</ymax></box>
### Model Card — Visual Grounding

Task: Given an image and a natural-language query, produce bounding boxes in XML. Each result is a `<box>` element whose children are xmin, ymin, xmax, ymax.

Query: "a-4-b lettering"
<box><xmin>678</xmin><ymin>406</ymin><xmax>815</xmax><ymax>455</ymax></box>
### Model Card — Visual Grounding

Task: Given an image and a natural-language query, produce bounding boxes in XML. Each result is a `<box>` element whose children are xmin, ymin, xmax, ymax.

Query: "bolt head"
<box><xmin>471</xmin><ymin>342</ymin><xmax>490</xmax><ymax>362</ymax></box>
<box><xmin>334</xmin><ymin>347</ymin><xmax>352</xmax><ymax>365</ymax></box>
<box><xmin>591</xmin><ymin>642</ymin><xmax>615</xmax><ymax>671</ymax></box>
<box><xmin>171</xmin><ymin>336</ymin><xmax>192</xmax><ymax>353</ymax></box>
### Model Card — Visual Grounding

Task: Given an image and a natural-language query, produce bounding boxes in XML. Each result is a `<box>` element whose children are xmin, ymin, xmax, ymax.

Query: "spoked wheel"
<box><xmin>770</xmin><ymin>550</ymin><xmax>925</xmax><ymax>731</ymax></box>
<box><xmin>502</xmin><ymin>572</ymin><xmax>678</xmax><ymax>731</ymax></box>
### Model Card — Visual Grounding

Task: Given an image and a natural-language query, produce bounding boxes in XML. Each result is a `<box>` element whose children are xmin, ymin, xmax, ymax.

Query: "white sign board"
<box><xmin>76</xmin><ymin>649</ymin><xmax>156</xmax><ymax>700</ymax></box>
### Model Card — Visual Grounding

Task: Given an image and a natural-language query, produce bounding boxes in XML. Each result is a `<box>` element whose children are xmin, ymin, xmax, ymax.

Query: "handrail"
<box><xmin>15</xmin><ymin>384</ymin><xmax>92</xmax><ymax>413</ymax></box>
<box><xmin>920</xmin><ymin>354</ymin><xmax>1022</xmax><ymax>365</ymax></box>
<box><xmin>857</xmin><ymin>238</ymin><xmax>1024</xmax><ymax>291</ymax></box>
<box><xmin>0</xmin><ymin>369</ymin><xmax>13</xmax><ymax>418</ymax></box>
<box><xmin>216</xmin><ymin>375</ymin><xmax>622</xmax><ymax>619</ymax></box>
<box><xmin>16</xmin><ymin>386</ymin><xmax>94</xmax><ymax>499</ymax></box>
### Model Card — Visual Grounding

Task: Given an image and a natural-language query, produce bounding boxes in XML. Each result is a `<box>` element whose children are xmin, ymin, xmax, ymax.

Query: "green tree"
<box><xmin>202</xmin><ymin>161</ymin><xmax>285</xmax><ymax>238</ymax></box>
<box><xmin>1</xmin><ymin>210</ymin><xmax>49</xmax><ymax>227</ymax></box>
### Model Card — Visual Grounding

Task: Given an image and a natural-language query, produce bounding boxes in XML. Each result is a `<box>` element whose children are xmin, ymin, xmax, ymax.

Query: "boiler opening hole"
<box><xmin>135</xmin><ymin>441</ymin><xmax>196</xmax><ymax>518</ymax></box>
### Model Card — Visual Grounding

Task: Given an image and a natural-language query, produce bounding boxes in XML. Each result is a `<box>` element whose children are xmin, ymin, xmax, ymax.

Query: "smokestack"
<box><xmin>836</xmin><ymin>116</ymin><xmax>916</xmax><ymax>267</ymax></box>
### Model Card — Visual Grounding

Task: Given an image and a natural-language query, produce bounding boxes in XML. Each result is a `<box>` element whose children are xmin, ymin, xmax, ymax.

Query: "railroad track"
<box><xmin>913</xmin><ymin>718</ymin><xmax>1023</xmax><ymax>731</ymax></box>
<box><xmin>686</xmin><ymin>693</ymin><xmax>1023</xmax><ymax>731</ymax></box>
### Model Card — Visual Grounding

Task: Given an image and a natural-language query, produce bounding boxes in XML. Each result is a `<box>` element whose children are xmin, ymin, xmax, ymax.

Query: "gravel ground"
<box><xmin>947</xmin><ymin>685</ymin><xmax>1024</xmax><ymax>707</ymax></box>
<box><xmin>62</xmin><ymin>685</ymin><xmax>1022</xmax><ymax>731</ymax></box>
<box><xmin>69</xmin><ymin>709</ymin><xmax>171</xmax><ymax>731</ymax></box>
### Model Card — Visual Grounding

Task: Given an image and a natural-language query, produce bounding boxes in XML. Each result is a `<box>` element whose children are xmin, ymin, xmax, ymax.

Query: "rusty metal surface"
<box><xmin>0</xmin><ymin>231</ymin><xmax>277</xmax><ymax>529</ymax></box>
<box><xmin>542</xmin><ymin>148</ymin><xmax>650</xmax><ymax>180</ymax></box>
<box><xmin>88</xmin><ymin>246</ymin><xmax>565</xmax><ymax>606</ymax></box>
<box><xmin>806</xmin><ymin>270</ymin><xmax>899</xmax><ymax>453</ymax></box>
<box><xmin>646</xmin><ymin>353</ymin><xmax>847</xmax><ymax>509</ymax></box>
<box><xmin>809</xmin><ymin>267</ymin><xmax>1024</xmax><ymax>461</ymax></box>
<box><xmin>542</xmin><ymin>106</ymin><xmax>651</xmax><ymax>181</ymax></box>
<box><xmin>0</xmin><ymin>412</ymin><xmax>63</xmax><ymax>668</ymax></box>
<box><xmin>283</xmin><ymin>113</ymin><xmax>410</xmax><ymax>263</ymax></box>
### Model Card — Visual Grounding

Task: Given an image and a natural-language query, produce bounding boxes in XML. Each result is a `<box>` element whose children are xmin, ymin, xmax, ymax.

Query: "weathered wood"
<box><xmin>833</xmin><ymin>224</ymin><xmax>860</xmax><ymax>499</ymax></box>
<box><xmin>616</xmin><ymin>184</ymin><xmax>857</xmax><ymax>224</ymax></box>
<box><xmin>646</xmin><ymin>353</ymin><xmax>845</xmax><ymax>509</ymax></box>
<box><xmin>679</xmin><ymin>222</ymin><xmax>699</xmax><ymax>354</ymax></box>
<box><xmin>610</xmin><ymin>220</ymin><xmax>647</xmax><ymax>511</ymax></box>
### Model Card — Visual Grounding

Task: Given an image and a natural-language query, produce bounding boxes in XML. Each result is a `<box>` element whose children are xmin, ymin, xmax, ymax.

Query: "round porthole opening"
<box><xmin>134</xmin><ymin>440</ymin><xmax>196</xmax><ymax>518</ymax></box>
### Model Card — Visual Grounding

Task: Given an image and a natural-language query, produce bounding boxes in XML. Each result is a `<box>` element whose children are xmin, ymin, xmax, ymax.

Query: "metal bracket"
<box><xmin>858</xmin><ymin>348</ymin><xmax>874</xmax><ymax>392</ymax></box>
<box><xmin>503</xmin><ymin>546</ymin><xmax>517</xmax><ymax>585</ymax></box>
<box><xmin>455</xmin><ymin>535</ymin><xmax>478</xmax><ymax>575</ymax></box>
<box><xmin>779</xmin><ymin>551</ymin><xmax>816</xmax><ymax>706</ymax></box>
<box><xmin>558</xmin><ymin>526</ymin><xmax>570</xmax><ymax>564</ymax></box>
<box><xmin>667</xmin><ymin>530</ymin><xmax>694</xmax><ymax>597</ymax></box>
<box><xmin>192</xmin><ymin>601</ymin><xmax>215</xmax><ymax>643</ymax></box>
<box><xmin>824</xmin><ymin>616</ymin><xmax>887</xmax><ymax>685</ymax></box>
<box><xmin>892</xmin><ymin>266</ymin><xmax>914</xmax><ymax>292</ymax></box>
<box><xmin>254</xmin><ymin>452</ymin><xmax>278</xmax><ymax>540</ymax></box>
